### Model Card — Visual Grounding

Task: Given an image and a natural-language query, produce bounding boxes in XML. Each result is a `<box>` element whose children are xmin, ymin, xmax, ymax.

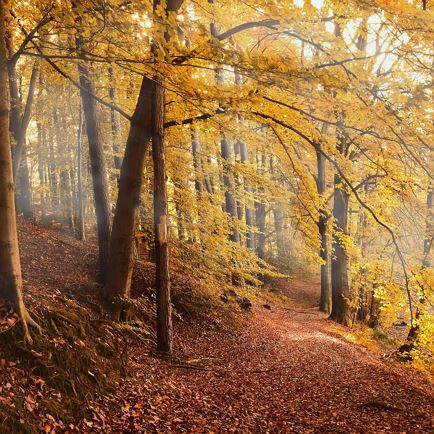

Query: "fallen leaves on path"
<box><xmin>72</xmin><ymin>305</ymin><xmax>433</xmax><ymax>433</ymax></box>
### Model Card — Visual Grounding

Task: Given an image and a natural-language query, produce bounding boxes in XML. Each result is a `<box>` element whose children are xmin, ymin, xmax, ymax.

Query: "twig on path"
<box><xmin>284</xmin><ymin>307</ymin><xmax>318</xmax><ymax>315</ymax></box>
<box><xmin>360</xmin><ymin>401</ymin><xmax>403</xmax><ymax>412</ymax></box>
<box><xmin>172</xmin><ymin>363</ymin><xmax>292</xmax><ymax>374</ymax></box>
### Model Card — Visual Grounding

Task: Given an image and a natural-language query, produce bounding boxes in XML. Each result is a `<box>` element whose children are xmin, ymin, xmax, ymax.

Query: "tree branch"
<box><xmin>164</xmin><ymin>108</ymin><xmax>225</xmax><ymax>128</ymax></box>
<box><xmin>216</xmin><ymin>19</ymin><xmax>279</xmax><ymax>41</ymax></box>
<box><xmin>10</xmin><ymin>8</ymin><xmax>53</xmax><ymax>65</ymax></box>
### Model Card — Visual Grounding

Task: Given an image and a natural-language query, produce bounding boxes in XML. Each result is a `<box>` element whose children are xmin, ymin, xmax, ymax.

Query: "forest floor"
<box><xmin>74</xmin><ymin>286</ymin><xmax>434</xmax><ymax>433</ymax></box>
<box><xmin>1</xmin><ymin>220</ymin><xmax>433</xmax><ymax>433</ymax></box>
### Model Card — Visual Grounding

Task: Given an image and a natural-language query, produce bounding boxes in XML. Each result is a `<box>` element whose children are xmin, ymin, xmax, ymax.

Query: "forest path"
<box><xmin>81</xmin><ymin>280</ymin><xmax>434</xmax><ymax>433</ymax></box>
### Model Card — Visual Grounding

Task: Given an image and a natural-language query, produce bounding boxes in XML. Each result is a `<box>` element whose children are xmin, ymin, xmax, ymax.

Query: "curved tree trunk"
<box><xmin>105</xmin><ymin>76</ymin><xmax>153</xmax><ymax>316</ymax></box>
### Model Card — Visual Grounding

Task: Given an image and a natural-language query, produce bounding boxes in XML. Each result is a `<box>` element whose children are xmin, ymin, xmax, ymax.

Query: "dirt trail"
<box><xmin>81</xmin><ymin>280</ymin><xmax>434</xmax><ymax>434</ymax></box>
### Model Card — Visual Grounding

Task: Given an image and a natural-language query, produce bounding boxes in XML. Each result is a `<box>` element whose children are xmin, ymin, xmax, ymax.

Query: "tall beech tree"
<box><xmin>74</xmin><ymin>3</ymin><xmax>111</xmax><ymax>282</ymax></box>
<box><xmin>151</xmin><ymin>0</ymin><xmax>183</xmax><ymax>354</ymax></box>
<box><xmin>0</xmin><ymin>0</ymin><xmax>37</xmax><ymax>342</ymax></box>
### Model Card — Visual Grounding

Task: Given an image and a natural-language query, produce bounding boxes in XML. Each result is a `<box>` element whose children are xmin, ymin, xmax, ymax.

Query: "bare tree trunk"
<box><xmin>18</xmin><ymin>145</ymin><xmax>33</xmax><ymax>219</ymax></box>
<box><xmin>152</xmin><ymin>78</ymin><xmax>172</xmax><ymax>354</ymax></box>
<box><xmin>105</xmin><ymin>77</ymin><xmax>153</xmax><ymax>317</ymax></box>
<box><xmin>191</xmin><ymin>130</ymin><xmax>204</xmax><ymax>197</ymax></box>
<box><xmin>72</xmin><ymin>4</ymin><xmax>111</xmax><ymax>281</ymax></box>
<box><xmin>108</xmin><ymin>67</ymin><xmax>122</xmax><ymax>177</ymax></box>
<box><xmin>37</xmin><ymin>121</ymin><xmax>47</xmax><ymax>222</ymax></box>
<box><xmin>329</xmin><ymin>171</ymin><xmax>351</xmax><ymax>325</ymax></box>
<box><xmin>255</xmin><ymin>197</ymin><xmax>266</xmax><ymax>260</ymax></box>
<box><xmin>76</xmin><ymin>109</ymin><xmax>85</xmax><ymax>240</ymax></box>
<box><xmin>273</xmin><ymin>207</ymin><xmax>285</xmax><ymax>257</ymax></box>
<box><xmin>316</xmin><ymin>149</ymin><xmax>331</xmax><ymax>313</ymax></box>
<box><xmin>422</xmin><ymin>183</ymin><xmax>433</xmax><ymax>269</ymax></box>
<box><xmin>10</xmin><ymin>62</ymin><xmax>38</xmax><ymax>181</ymax></box>
<box><xmin>0</xmin><ymin>0</ymin><xmax>37</xmax><ymax>342</ymax></box>
<box><xmin>240</xmin><ymin>141</ymin><xmax>255</xmax><ymax>250</ymax></box>
<box><xmin>5</xmin><ymin>37</ymin><xmax>38</xmax><ymax>217</ymax></box>
<box><xmin>77</xmin><ymin>56</ymin><xmax>111</xmax><ymax>282</ymax></box>
<box><xmin>221</xmin><ymin>137</ymin><xmax>240</xmax><ymax>244</ymax></box>
<box><xmin>48</xmin><ymin>119</ymin><xmax>58</xmax><ymax>209</ymax></box>
<box><xmin>255</xmin><ymin>153</ymin><xmax>266</xmax><ymax>260</ymax></box>
<box><xmin>151</xmin><ymin>0</ymin><xmax>183</xmax><ymax>354</ymax></box>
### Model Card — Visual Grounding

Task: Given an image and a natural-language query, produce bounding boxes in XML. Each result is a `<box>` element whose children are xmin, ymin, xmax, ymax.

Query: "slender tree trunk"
<box><xmin>77</xmin><ymin>55</ymin><xmax>111</xmax><ymax>282</ymax></box>
<box><xmin>316</xmin><ymin>149</ymin><xmax>331</xmax><ymax>313</ymax></box>
<box><xmin>151</xmin><ymin>0</ymin><xmax>183</xmax><ymax>354</ymax></box>
<box><xmin>255</xmin><ymin>196</ymin><xmax>266</xmax><ymax>260</ymax></box>
<box><xmin>72</xmin><ymin>3</ymin><xmax>111</xmax><ymax>280</ymax></box>
<box><xmin>108</xmin><ymin>67</ymin><xmax>122</xmax><ymax>177</ymax></box>
<box><xmin>273</xmin><ymin>207</ymin><xmax>285</xmax><ymax>256</ymax></box>
<box><xmin>255</xmin><ymin>153</ymin><xmax>266</xmax><ymax>260</ymax></box>
<box><xmin>221</xmin><ymin>137</ymin><xmax>240</xmax><ymax>244</ymax></box>
<box><xmin>18</xmin><ymin>145</ymin><xmax>33</xmax><ymax>219</ymax></box>
<box><xmin>240</xmin><ymin>141</ymin><xmax>255</xmax><ymax>250</ymax></box>
<box><xmin>48</xmin><ymin>120</ymin><xmax>58</xmax><ymax>209</ymax></box>
<box><xmin>191</xmin><ymin>130</ymin><xmax>204</xmax><ymax>197</ymax></box>
<box><xmin>76</xmin><ymin>109</ymin><xmax>85</xmax><ymax>240</ymax></box>
<box><xmin>37</xmin><ymin>121</ymin><xmax>47</xmax><ymax>222</ymax></box>
<box><xmin>11</xmin><ymin>62</ymin><xmax>38</xmax><ymax>181</ymax></box>
<box><xmin>422</xmin><ymin>183</ymin><xmax>433</xmax><ymax>269</ymax></box>
<box><xmin>152</xmin><ymin>78</ymin><xmax>172</xmax><ymax>354</ymax></box>
<box><xmin>5</xmin><ymin>37</ymin><xmax>38</xmax><ymax>216</ymax></box>
<box><xmin>0</xmin><ymin>0</ymin><xmax>36</xmax><ymax>342</ymax></box>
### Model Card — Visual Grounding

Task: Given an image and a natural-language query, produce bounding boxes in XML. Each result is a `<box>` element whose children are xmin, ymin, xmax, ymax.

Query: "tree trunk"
<box><xmin>48</xmin><ymin>120</ymin><xmax>58</xmax><ymax>209</ymax></box>
<box><xmin>37</xmin><ymin>121</ymin><xmax>47</xmax><ymax>222</ymax></box>
<box><xmin>255</xmin><ymin>195</ymin><xmax>266</xmax><ymax>260</ymax></box>
<box><xmin>151</xmin><ymin>0</ymin><xmax>183</xmax><ymax>354</ymax></box>
<box><xmin>240</xmin><ymin>141</ymin><xmax>255</xmax><ymax>250</ymax></box>
<box><xmin>316</xmin><ymin>149</ymin><xmax>331</xmax><ymax>313</ymax></box>
<box><xmin>77</xmin><ymin>58</ymin><xmax>111</xmax><ymax>282</ymax></box>
<box><xmin>273</xmin><ymin>207</ymin><xmax>285</xmax><ymax>257</ymax></box>
<box><xmin>18</xmin><ymin>145</ymin><xmax>33</xmax><ymax>219</ymax></box>
<box><xmin>108</xmin><ymin>67</ymin><xmax>122</xmax><ymax>178</ymax></box>
<box><xmin>0</xmin><ymin>0</ymin><xmax>35</xmax><ymax>342</ymax></box>
<box><xmin>255</xmin><ymin>154</ymin><xmax>266</xmax><ymax>260</ymax></box>
<box><xmin>72</xmin><ymin>4</ymin><xmax>111</xmax><ymax>280</ymax></box>
<box><xmin>329</xmin><ymin>172</ymin><xmax>351</xmax><ymax>325</ymax></box>
<box><xmin>191</xmin><ymin>130</ymin><xmax>204</xmax><ymax>197</ymax></box>
<box><xmin>152</xmin><ymin>78</ymin><xmax>172</xmax><ymax>354</ymax></box>
<box><xmin>422</xmin><ymin>184</ymin><xmax>433</xmax><ymax>268</ymax></box>
<box><xmin>105</xmin><ymin>77</ymin><xmax>153</xmax><ymax>315</ymax></box>
<box><xmin>10</xmin><ymin>62</ymin><xmax>38</xmax><ymax>181</ymax></box>
<box><xmin>221</xmin><ymin>137</ymin><xmax>240</xmax><ymax>244</ymax></box>
<box><xmin>76</xmin><ymin>109</ymin><xmax>85</xmax><ymax>240</ymax></box>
